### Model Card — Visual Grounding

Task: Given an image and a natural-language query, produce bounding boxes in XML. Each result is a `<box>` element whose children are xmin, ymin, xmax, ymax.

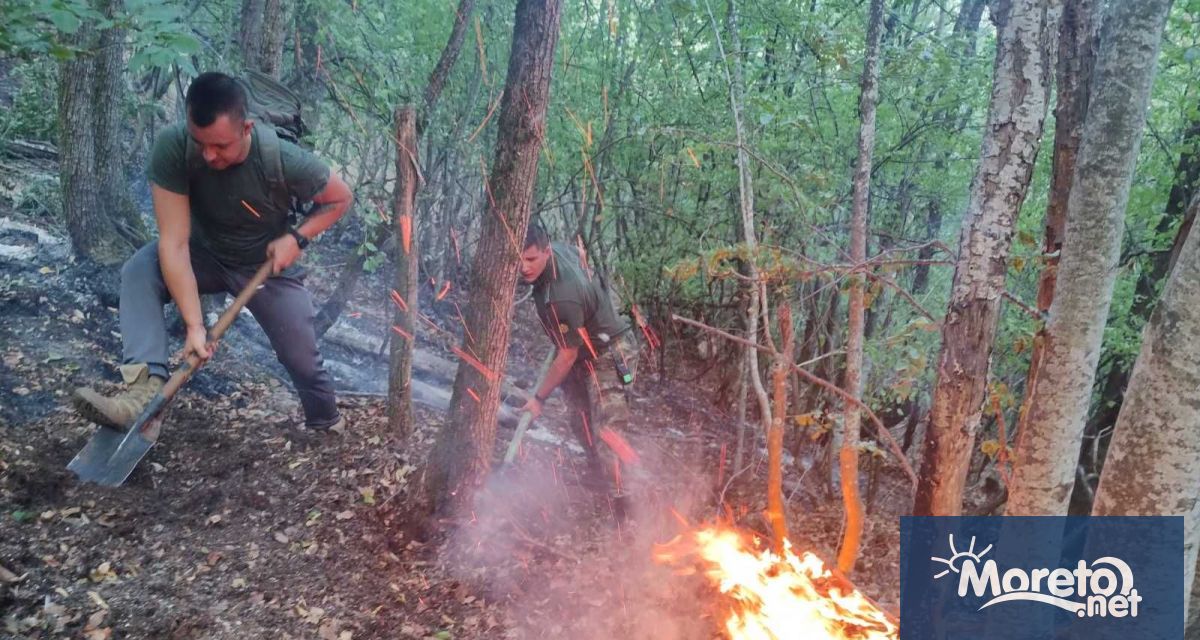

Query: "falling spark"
<box><xmin>451</xmin><ymin>345</ymin><xmax>498</xmax><ymax>381</ymax></box>
<box><xmin>389</xmin><ymin>289</ymin><xmax>409</xmax><ymax>313</ymax></box>
<box><xmin>452</xmin><ymin>301</ymin><xmax>474</xmax><ymax>344</ymax></box>
<box><xmin>718</xmin><ymin>443</ymin><xmax>727</xmax><ymax>488</ymax></box>
<box><xmin>469</xmin><ymin>92</ymin><xmax>502</xmax><ymax>143</ymax></box>
<box><xmin>575</xmin><ymin>235</ymin><xmax>593</xmax><ymax>280</ymax></box>
<box><xmin>399</xmin><ymin>214</ymin><xmax>412</xmax><ymax>255</ymax></box>
<box><xmin>474</xmin><ymin>15</ymin><xmax>488</xmax><ymax>83</ymax></box>
<box><xmin>599</xmin><ymin>429</ymin><xmax>639</xmax><ymax>465</ymax></box>
<box><xmin>390</xmin><ymin>325</ymin><xmax>413</xmax><ymax>341</ymax></box>
<box><xmin>435</xmin><ymin>280</ymin><xmax>452</xmax><ymax>301</ymax></box>
<box><xmin>240</xmin><ymin>200</ymin><xmax>262</xmax><ymax>219</ymax></box>
<box><xmin>348</xmin><ymin>312</ymin><xmax>362</xmax><ymax>319</ymax></box>
<box><xmin>450</xmin><ymin>228</ymin><xmax>461</xmax><ymax>264</ymax></box>
<box><xmin>467</xmin><ymin>388</ymin><xmax>480</xmax><ymax>403</ymax></box>
<box><xmin>686</xmin><ymin>147</ymin><xmax>701</xmax><ymax>168</ymax></box>
<box><xmin>577</xmin><ymin>327</ymin><xmax>599</xmax><ymax>359</ymax></box>
<box><xmin>578</xmin><ymin>409</ymin><xmax>593</xmax><ymax>448</ymax></box>
<box><xmin>632</xmin><ymin>304</ymin><xmax>661</xmax><ymax>351</ymax></box>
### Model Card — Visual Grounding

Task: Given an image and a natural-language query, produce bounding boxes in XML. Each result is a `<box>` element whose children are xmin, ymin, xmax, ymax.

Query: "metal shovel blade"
<box><xmin>65</xmin><ymin>260</ymin><xmax>275</xmax><ymax>487</ymax></box>
<box><xmin>67</xmin><ymin>394</ymin><xmax>168</xmax><ymax>487</ymax></box>
<box><xmin>66</xmin><ymin>426</ymin><xmax>127</xmax><ymax>482</ymax></box>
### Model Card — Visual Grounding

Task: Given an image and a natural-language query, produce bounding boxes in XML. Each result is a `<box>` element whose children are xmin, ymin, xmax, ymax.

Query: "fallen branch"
<box><xmin>1002</xmin><ymin>290</ymin><xmax>1043</xmax><ymax>321</ymax></box>
<box><xmin>0</xmin><ymin>138</ymin><xmax>57</xmax><ymax>160</ymax></box>
<box><xmin>671</xmin><ymin>313</ymin><xmax>917</xmax><ymax>490</ymax></box>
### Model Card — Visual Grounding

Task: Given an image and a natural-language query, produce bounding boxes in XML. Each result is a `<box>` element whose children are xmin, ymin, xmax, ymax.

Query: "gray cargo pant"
<box><xmin>120</xmin><ymin>241</ymin><xmax>340</xmax><ymax>428</ymax></box>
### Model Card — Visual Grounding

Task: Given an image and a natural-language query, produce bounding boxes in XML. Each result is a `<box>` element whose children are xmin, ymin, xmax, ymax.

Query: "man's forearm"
<box><xmin>535</xmin><ymin>348</ymin><xmax>578</xmax><ymax>400</ymax></box>
<box><xmin>296</xmin><ymin>197</ymin><xmax>351</xmax><ymax>240</ymax></box>
<box><xmin>159</xmin><ymin>245</ymin><xmax>204</xmax><ymax>329</ymax></box>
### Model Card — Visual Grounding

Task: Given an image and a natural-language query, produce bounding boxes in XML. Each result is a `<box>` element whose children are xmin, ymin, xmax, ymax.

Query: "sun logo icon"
<box><xmin>931</xmin><ymin>534</ymin><xmax>993</xmax><ymax>580</ymax></box>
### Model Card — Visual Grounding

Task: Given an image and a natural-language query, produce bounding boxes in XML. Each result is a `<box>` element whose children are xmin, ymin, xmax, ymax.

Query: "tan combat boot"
<box><xmin>71</xmin><ymin>364</ymin><xmax>165</xmax><ymax>431</ymax></box>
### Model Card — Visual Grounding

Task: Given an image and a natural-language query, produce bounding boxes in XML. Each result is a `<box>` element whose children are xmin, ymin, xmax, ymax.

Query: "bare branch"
<box><xmin>671</xmin><ymin>314</ymin><xmax>918</xmax><ymax>490</ymax></box>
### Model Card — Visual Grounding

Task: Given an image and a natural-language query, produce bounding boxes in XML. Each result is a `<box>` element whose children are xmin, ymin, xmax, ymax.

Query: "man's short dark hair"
<box><xmin>524</xmin><ymin>222</ymin><xmax>550</xmax><ymax>250</ymax></box>
<box><xmin>186</xmin><ymin>72</ymin><xmax>248</xmax><ymax>127</ymax></box>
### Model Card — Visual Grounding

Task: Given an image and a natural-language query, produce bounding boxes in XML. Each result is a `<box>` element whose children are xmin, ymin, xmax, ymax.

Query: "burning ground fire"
<box><xmin>654</xmin><ymin>524</ymin><xmax>898</xmax><ymax>639</ymax></box>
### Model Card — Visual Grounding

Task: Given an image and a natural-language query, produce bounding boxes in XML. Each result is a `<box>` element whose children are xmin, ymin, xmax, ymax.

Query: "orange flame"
<box><xmin>655</xmin><ymin>525</ymin><xmax>898</xmax><ymax>640</ymax></box>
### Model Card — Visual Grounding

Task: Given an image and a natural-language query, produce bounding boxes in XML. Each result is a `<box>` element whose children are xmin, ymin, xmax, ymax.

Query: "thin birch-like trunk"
<box><xmin>1008</xmin><ymin>0</ymin><xmax>1171</xmax><ymax>516</ymax></box>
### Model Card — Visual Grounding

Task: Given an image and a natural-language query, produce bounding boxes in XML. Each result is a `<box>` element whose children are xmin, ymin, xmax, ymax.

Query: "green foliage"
<box><xmin>5</xmin><ymin>0</ymin><xmax>1198</xmax><ymax>428</ymax></box>
<box><xmin>0</xmin><ymin>63</ymin><xmax>59</xmax><ymax>140</ymax></box>
<box><xmin>0</xmin><ymin>0</ymin><xmax>102</xmax><ymax>60</ymax></box>
<box><xmin>124</xmin><ymin>0</ymin><xmax>201</xmax><ymax>74</ymax></box>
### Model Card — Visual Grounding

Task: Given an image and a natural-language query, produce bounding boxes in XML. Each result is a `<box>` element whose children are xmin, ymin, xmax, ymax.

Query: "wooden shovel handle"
<box><xmin>160</xmin><ymin>260</ymin><xmax>275</xmax><ymax>399</ymax></box>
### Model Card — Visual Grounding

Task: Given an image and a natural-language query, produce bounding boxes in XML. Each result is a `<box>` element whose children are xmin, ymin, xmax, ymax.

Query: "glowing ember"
<box><xmin>655</xmin><ymin>525</ymin><xmax>898</xmax><ymax>640</ymax></box>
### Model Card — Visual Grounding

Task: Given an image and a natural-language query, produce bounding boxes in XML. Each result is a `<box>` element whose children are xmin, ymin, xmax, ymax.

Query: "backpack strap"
<box><xmin>181</xmin><ymin>121</ymin><xmax>294</xmax><ymax>217</ymax></box>
<box><xmin>253</xmin><ymin>122</ymin><xmax>291</xmax><ymax>212</ymax></box>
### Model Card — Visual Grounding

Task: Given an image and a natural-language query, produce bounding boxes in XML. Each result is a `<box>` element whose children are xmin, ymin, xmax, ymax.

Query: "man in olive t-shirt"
<box><xmin>72</xmin><ymin>72</ymin><xmax>354</xmax><ymax>433</ymax></box>
<box><xmin>518</xmin><ymin>224</ymin><xmax>639</xmax><ymax>497</ymax></box>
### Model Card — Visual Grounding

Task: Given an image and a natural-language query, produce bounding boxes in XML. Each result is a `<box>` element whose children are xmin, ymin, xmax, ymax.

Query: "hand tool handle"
<box><xmin>160</xmin><ymin>260</ymin><xmax>274</xmax><ymax>400</ymax></box>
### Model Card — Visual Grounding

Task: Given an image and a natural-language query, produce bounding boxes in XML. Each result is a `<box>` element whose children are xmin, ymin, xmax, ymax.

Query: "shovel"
<box><xmin>501</xmin><ymin>350</ymin><xmax>555</xmax><ymax>466</ymax></box>
<box><xmin>68</xmin><ymin>260</ymin><xmax>274</xmax><ymax>486</ymax></box>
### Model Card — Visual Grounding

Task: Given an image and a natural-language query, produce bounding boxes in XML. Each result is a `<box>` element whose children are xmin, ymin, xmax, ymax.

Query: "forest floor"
<box><xmin>0</xmin><ymin>192</ymin><xmax>910</xmax><ymax>639</ymax></box>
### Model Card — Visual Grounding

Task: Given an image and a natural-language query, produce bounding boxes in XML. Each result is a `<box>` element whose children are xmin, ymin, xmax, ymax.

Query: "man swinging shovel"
<box><xmin>68</xmin><ymin>72</ymin><xmax>353</xmax><ymax>485</ymax></box>
<box><xmin>69</xmin><ymin>262</ymin><xmax>271</xmax><ymax>485</ymax></box>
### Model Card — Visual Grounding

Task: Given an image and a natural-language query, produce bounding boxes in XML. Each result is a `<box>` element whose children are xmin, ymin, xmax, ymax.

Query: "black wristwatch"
<box><xmin>287</xmin><ymin>227</ymin><xmax>310</xmax><ymax>249</ymax></box>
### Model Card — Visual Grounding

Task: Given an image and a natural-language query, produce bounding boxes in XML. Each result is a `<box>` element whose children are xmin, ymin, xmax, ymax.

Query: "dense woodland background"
<box><xmin>3</xmin><ymin>0</ymin><xmax>1200</xmax><ymax>636</ymax></box>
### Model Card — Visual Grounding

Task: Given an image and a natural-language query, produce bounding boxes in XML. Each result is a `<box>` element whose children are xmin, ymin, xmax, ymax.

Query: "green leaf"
<box><xmin>46</xmin><ymin>9</ymin><xmax>82</xmax><ymax>34</ymax></box>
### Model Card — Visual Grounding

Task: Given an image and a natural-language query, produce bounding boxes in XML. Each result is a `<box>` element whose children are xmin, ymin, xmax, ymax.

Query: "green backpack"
<box><xmin>185</xmin><ymin>70</ymin><xmax>311</xmax><ymax>216</ymax></box>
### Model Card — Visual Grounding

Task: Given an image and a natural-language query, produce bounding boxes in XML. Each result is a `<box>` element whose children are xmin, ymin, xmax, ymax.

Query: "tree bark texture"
<box><xmin>1007</xmin><ymin>0</ymin><xmax>1171</xmax><ymax>516</ymax></box>
<box><xmin>768</xmin><ymin>302</ymin><xmax>794</xmax><ymax>552</ymax></box>
<box><xmin>388</xmin><ymin>107</ymin><xmax>419</xmax><ymax>436</ymax></box>
<box><xmin>914</xmin><ymin>0</ymin><xmax>1059</xmax><ymax>516</ymax></box>
<box><xmin>58</xmin><ymin>0</ymin><xmax>147</xmax><ymax>266</ymax></box>
<box><xmin>718</xmin><ymin>0</ymin><xmax>772</xmax><ymax>439</ymax></box>
<box><xmin>1075</xmin><ymin>103</ymin><xmax>1200</xmax><ymax>512</ymax></box>
<box><xmin>1092</xmin><ymin>190</ymin><xmax>1200</xmax><ymax>623</ymax></box>
<box><xmin>240</xmin><ymin>0</ymin><xmax>288</xmax><ymax>77</ymax></box>
<box><xmin>839</xmin><ymin>0</ymin><xmax>884</xmax><ymax>574</ymax></box>
<box><xmin>414</xmin><ymin>0</ymin><xmax>563</xmax><ymax>518</ymax></box>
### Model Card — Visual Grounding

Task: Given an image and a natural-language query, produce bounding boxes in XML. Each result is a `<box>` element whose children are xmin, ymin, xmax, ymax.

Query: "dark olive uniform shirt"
<box><xmin>146</xmin><ymin>122</ymin><xmax>330</xmax><ymax>268</ymax></box>
<box><xmin>531</xmin><ymin>242</ymin><xmax>626</xmax><ymax>361</ymax></box>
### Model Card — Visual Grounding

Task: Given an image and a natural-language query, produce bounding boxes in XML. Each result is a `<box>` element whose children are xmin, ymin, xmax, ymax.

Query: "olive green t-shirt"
<box><xmin>532</xmin><ymin>242</ymin><xmax>627</xmax><ymax>359</ymax></box>
<box><xmin>146</xmin><ymin>122</ymin><xmax>330</xmax><ymax>268</ymax></box>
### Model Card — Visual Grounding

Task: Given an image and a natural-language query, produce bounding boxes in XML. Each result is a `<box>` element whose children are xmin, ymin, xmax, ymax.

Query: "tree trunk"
<box><xmin>412</xmin><ymin>0</ymin><xmax>563</xmax><ymax>519</ymax></box>
<box><xmin>839</xmin><ymin>0</ymin><xmax>884</xmax><ymax>575</ymax></box>
<box><xmin>388</xmin><ymin>107</ymin><xmax>419</xmax><ymax>436</ymax></box>
<box><xmin>914</xmin><ymin>0</ymin><xmax>1058</xmax><ymax>516</ymax></box>
<box><xmin>1007</xmin><ymin>0</ymin><xmax>1169</xmax><ymax>516</ymax></box>
<box><xmin>240</xmin><ymin>0</ymin><xmax>288</xmax><ymax>77</ymax></box>
<box><xmin>58</xmin><ymin>0</ymin><xmax>147</xmax><ymax>266</ymax></box>
<box><xmin>423</xmin><ymin>0</ymin><xmax>476</xmax><ymax>119</ymax></box>
<box><xmin>1077</xmin><ymin>105</ymin><xmax>1200</xmax><ymax>508</ymax></box>
<box><xmin>768</xmin><ymin>302</ymin><xmax>795</xmax><ymax>552</ymax></box>
<box><xmin>1092</xmin><ymin>189</ymin><xmax>1200</xmax><ymax>623</ymax></box>
<box><xmin>313</xmin><ymin>0</ymin><xmax>475</xmax><ymax>339</ymax></box>
<box><xmin>1011</xmin><ymin>0</ymin><xmax>1097</xmax><ymax>498</ymax></box>
<box><xmin>716</xmin><ymin>0</ymin><xmax>772</xmax><ymax>447</ymax></box>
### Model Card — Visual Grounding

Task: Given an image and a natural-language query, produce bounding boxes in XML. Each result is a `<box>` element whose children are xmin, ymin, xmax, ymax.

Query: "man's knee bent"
<box><xmin>120</xmin><ymin>243</ymin><xmax>164</xmax><ymax>290</ymax></box>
